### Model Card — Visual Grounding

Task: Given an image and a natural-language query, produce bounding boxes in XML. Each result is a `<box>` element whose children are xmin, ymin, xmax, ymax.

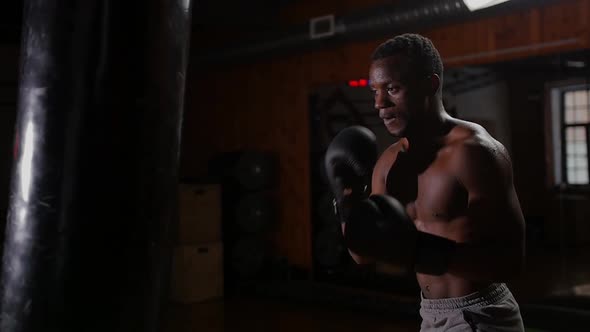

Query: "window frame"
<box><xmin>559</xmin><ymin>87</ymin><xmax>590</xmax><ymax>186</ymax></box>
<box><xmin>545</xmin><ymin>79</ymin><xmax>590</xmax><ymax>191</ymax></box>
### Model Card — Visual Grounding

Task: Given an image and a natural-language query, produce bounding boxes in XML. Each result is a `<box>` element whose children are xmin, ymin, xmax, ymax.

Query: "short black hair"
<box><xmin>371</xmin><ymin>33</ymin><xmax>443</xmax><ymax>80</ymax></box>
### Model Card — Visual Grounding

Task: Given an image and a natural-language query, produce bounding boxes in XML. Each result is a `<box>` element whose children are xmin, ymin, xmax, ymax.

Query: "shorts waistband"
<box><xmin>420</xmin><ymin>283</ymin><xmax>510</xmax><ymax>312</ymax></box>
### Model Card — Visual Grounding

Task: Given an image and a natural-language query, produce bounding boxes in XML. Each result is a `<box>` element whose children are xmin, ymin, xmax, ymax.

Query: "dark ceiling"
<box><xmin>0</xmin><ymin>0</ymin><xmax>296</xmax><ymax>46</ymax></box>
<box><xmin>2</xmin><ymin>1</ymin><xmax>589</xmax><ymax>72</ymax></box>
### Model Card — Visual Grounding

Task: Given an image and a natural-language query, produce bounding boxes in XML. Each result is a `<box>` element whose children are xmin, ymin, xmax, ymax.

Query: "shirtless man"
<box><xmin>325</xmin><ymin>34</ymin><xmax>525</xmax><ymax>331</ymax></box>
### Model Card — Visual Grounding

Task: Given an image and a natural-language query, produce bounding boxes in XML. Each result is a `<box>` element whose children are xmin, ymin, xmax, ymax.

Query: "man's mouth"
<box><xmin>383</xmin><ymin>117</ymin><xmax>397</xmax><ymax>125</ymax></box>
<box><xmin>381</xmin><ymin>113</ymin><xmax>398</xmax><ymax>125</ymax></box>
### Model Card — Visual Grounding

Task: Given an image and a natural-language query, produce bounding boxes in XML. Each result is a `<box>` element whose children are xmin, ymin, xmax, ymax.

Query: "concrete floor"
<box><xmin>162</xmin><ymin>246</ymin><xmax>590</xmax><ymax>332</ymax></box>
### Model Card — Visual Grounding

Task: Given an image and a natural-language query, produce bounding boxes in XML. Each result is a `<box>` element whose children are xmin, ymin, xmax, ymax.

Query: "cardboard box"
<box><xmin>169</xmin><ymin>242</ymin><xmax>224</xmax><ymax>303</ymax></box>
<box><xmin>178</xmin><ymin>184</ymin><xmax>222</xmax><ymax>244</ymax></box>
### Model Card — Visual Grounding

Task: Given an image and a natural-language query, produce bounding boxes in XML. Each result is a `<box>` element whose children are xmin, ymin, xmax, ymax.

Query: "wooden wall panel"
<box><xmin>441</xmin><ymin>0</ymin><xmax>590</xmax><ymax>67</ymax></box>
<box><xmin>541</xmin><ymin>0</ymin><xmax>589</xmax><ymax>42</ymax></box>
<box><xmin>181</xmin><ymin>0</ymin><xmax>590</xmax><ymax>269</ymax></box>
<box><xmin>491</xmin><ymin>11</ymin><xmax>539</xmax><ymax>50</ymax></box>
<box><xmin>424</xmin><ymin>21</ymin><xmax>491</xmax><ymax>63</ymax></box>
<box><xmin>278</xmin><ymin>0</ymin><xmax>394</xmax><ymax>26</ymax></box>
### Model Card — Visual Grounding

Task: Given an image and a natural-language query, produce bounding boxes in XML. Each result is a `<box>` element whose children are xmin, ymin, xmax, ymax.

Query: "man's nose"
<box><xmin>374</xmin><ymin>90</ymin><xmax>393</xmax><ymax>109</ymax></box>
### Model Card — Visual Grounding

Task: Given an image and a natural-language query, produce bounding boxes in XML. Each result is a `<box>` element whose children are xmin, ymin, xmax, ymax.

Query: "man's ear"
<box><xmin>428</xmin><ymin>74</ymin><xmax>441</xmax><ymax>95</ymax></box>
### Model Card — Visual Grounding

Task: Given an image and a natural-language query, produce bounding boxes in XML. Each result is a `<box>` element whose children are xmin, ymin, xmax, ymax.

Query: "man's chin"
<box><xmin>386</xmin><ymin>124</ymin><xmax>407</xmax><ymax>138</ymax></box>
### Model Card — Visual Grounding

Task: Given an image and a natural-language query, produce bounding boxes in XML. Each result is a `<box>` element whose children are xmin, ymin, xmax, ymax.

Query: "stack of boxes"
<box><xmin>169</xmin><ymin>183</ymin><xmax>224</xmax><ymax>303</ymax></box>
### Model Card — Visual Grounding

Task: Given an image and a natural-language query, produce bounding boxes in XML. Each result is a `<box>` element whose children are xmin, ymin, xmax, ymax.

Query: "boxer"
<box><xmin>325</xmin><ymin>34</ymin><xmax>525</xmax><ymax>331</ymax></box>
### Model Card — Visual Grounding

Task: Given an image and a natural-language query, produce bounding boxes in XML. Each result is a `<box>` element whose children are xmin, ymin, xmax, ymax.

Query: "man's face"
<box><xmin>369</xmin><ymin>55</ymin><xmax>427</xmax><ymax>138</ymax></box>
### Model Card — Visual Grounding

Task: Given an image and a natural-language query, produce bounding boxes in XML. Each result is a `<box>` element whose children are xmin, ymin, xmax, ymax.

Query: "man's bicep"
<box><xmin>371</xmin><ymin>164</ymin><xmax>387</xmax><ymax>195</ymax></box>
<box><xmin>457</xmin><ymin>144</ymin><xmax>524</xmax><ymax>242</ymax></box>
<box><xmin>371</xmin><ymin>149</ymin><xmax>395</xmax><ymax>195</ymax></box>
<box><xmin>455</xmin><ymin>141</ymin><xmax>514</xmax><ymax>207</ymax></box>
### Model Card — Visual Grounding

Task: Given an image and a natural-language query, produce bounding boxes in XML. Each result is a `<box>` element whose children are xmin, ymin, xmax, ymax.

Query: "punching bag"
<box><xmin>0</xmin><ymin>1</ymin><xmax>193</xmax><ymax>331</ymax></box>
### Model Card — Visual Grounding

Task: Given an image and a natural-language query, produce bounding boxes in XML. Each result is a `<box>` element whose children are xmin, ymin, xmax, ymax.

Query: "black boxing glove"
<box><xmin>324</xmin><ymin>126</ymin><xmax>378</xmax><ymax>222</ymax></box>
<box><xmin>345</xmin><ymin>194</ymin><xmax>457</xmax><ymax>275</ymax></box>
<box><xmin>343</xmin><ymin>194</ymin><xmax>417</xmax><ymax>268</ymax></box>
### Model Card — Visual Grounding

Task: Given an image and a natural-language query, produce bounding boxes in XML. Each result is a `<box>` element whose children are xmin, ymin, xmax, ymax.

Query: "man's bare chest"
<box><xmin>385</xmin><ymin>152</ymin><xmax>468</xmax><ymax>223</ymax></box>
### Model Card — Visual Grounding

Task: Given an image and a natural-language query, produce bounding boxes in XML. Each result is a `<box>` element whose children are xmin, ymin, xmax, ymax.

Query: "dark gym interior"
<box><xmin>1</xmin><ymin>0</ymin><xmax>590</xmax><ymax>331</ymax></box>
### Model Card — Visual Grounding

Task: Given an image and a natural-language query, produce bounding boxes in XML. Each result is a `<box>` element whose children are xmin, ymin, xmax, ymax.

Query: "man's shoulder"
<box><xmin>374</xmin><ymin>140</ymin><xmax>405</xmax><ymax>173</ymax></box>
<box><xmin>385</xmin><ymin>139</ymin><xmax>407</xmax><ymax>155</ymax></box>
<box><xmin>444</xmin><ymin>121</ymin><xmax>511</xmax><ymax>170</ymax></box>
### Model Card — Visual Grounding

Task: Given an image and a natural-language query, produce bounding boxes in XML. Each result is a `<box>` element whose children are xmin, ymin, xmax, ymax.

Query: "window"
<box><xmin>562</xmin><ymin>88</ymin><xmax>590</xmax><ymax>185</ymax></box>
